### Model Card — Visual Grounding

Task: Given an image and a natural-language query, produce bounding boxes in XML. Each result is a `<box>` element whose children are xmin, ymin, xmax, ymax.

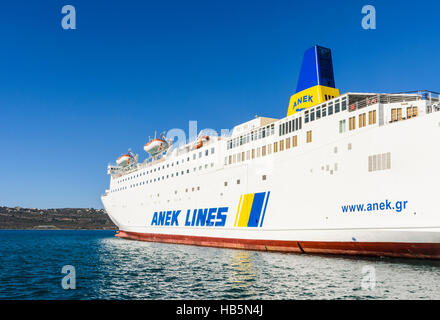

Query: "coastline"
<box><xmin>0</xmin><ymin>206</ymin><xmax>117</xmax><ymax>230</ymax></box>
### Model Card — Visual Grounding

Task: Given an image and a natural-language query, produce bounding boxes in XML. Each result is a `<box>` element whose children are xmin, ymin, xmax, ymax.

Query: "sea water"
<box><xmin>0</xmin><ymin>230</ymin><xmax>439</xmax><ymax>299</ymax></box>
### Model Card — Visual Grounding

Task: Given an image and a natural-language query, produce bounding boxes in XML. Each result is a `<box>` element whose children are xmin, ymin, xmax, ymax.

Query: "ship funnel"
<box><xmin>286</xmin><ymin>45</ymin><xmax>340</xmax><ymax>116</ymax></box>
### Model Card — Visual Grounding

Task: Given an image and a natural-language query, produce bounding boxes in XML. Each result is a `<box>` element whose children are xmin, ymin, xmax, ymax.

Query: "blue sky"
<box><xmin>0</xmin><ymin>0</ymin><xmax>439</xmax><ymax>209</ymax></box>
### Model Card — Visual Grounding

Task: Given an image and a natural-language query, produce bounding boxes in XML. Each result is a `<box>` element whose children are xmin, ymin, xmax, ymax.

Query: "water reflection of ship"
<box><xmin>227</xmin><ymin>251</ymin><xmax>257</xmax><ymax>295</ymax></box>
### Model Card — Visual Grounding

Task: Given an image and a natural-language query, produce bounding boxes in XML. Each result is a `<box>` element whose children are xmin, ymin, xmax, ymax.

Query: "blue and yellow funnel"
<box><xmin>287</xmin><ymin>45</ymin><xmax>340</xmax><ymax>116</ymax></box>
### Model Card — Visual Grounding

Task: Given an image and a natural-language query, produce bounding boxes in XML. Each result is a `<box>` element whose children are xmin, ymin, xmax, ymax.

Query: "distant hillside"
<box><xmin>0</xmin><ymin>206</ymin><xmax>117</xmax><ymax>230</ymax></box>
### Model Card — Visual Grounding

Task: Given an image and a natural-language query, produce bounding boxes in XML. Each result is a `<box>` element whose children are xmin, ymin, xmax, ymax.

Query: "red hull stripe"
<box><xmin>116</xmin><ymin>230</ymin><xmax>440</xmax><ymax>259</ymax></box>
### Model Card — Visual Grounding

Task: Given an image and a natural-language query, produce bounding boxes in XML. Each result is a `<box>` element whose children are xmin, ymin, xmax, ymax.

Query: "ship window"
<box><xmin>237</xmin><ymin>179</ymin><xmax>240</xmax><ymax>184</ymax></box>
<box><xmin>349</xmin><ymin>116</ymin><xmax>356</xmax><ymax>130</ymax></box>
<box><xmin>305</xmin><ymin>110</ymin><xmax>309</xmax><ymax>123</ymax></box>
<box><xmin>193</xmin><ymin>154</ymin><xmax>196</xmax><ymax>160</ymax></box>
<box><xmin>204</xmin><ymin>164</ymin><xmax>208</xmax><ymax>169</ymax></box>
<box><xmin>262</xmin><ymin>146</ymin><xmax>267</xmax><ymax>156</ymax></box>
<box><xmin>246</xmin><ymin>150</ymin><xmax>250</xmax><ymax>160</ymax></box>
<box><xmin>187</xmin><ymin>169</ymin><xmax>189</xmax><ymax>173</ymax></box>
<box><xmin>271</xmin><ymin>124</ymin><xmax>275</xmax><ymax>135</ymax></box>
<box><xmin>205</xmin><ymin>150</ymin><xmax>209</xmax><ymax>156</ymax></box>
<box><xmin>286</xmin><ymin>137</ymin><xmax>291</xmax><ymax>149</ymax></box>
<box><xmin>310</xmin><ymin>109</ymin><xmax>315</xmax><ymax>121</ymax></box>
<box><xmin>322</xmin><ymin>105</ymin><xmax>327</xmax><ymax>117</ymax></box>
<box><xmin>391</xmin><ymin>108</ymin><xmax>402</xmax><ymax>121</ymax></box>
<box><xmin>257</xmin><ymin>147</ymin><xmax>261</xmax><ymax>157</ymax></box>
<box><xmin>262</xmin><ymin>175</ymin><xmax>267</xmax><ymax>181</ymax></box>
<box><xmin>274</xmin><ymin>141</ymin><xmax>278</xmax><ymax>153</ymax></box>
<box><xmin>335</xmin><ymin>101</ymin><xmax>340</xmax><ymax>113</ymax></box>
<box><xmin>316</xmin><ymin>106</ymin><xmax>321</xmax><ymax>119</ymax></box>
<box><xmin>369</xmin><ymin>110</ymin><xmax>377</xmax><ymax>124</ymax></box>
<box><xmin>242</xmin><ymin>151</ymin><xmax>245</xmax><ymax>160</ymax></box>
<box><xmin>359</xmin><ymin>113</ymin><xmax>366</xmax><ymax>128</ymax></box>
<box><xmin>339</xmin><ymin>119</ymin><xmax>346</xmax><ymax>133</ymax></box>
<box><xmin>279</xmin><ymin>140</ymin><xmax>284</xmax><ymax>151</ymax></box>
<box><xmin>306</xmin><ymin>130</ymin><xmax>312</xmax><ymax>143</ymax></box>
<box><xmin>229</xmin><ymin>155</ymin><xmax>232</xmax><ymax>165</ymax></box>
<box><xmin>268</xmin><ymin>144</ymin><xmax>272</xmax><ymax>154</ymax></box>
<box><xmin>407</xmin><ymin>107</ymin><xmax>418</xmax><ymax>118</ymax></box>
<box><xmin>211</xmin><ymin>147</ymin><xmax>215</xmax><ymax>154</ymax></box>
<box><xmin>341</xmin><ymin>98</ymin><xmax>347</xmax><ymax>111</ymax></box>
<box><xmin>252</xmin><ymin>149</ymin><xmax>255</xmax><ymax>159</ymax></box>
<box><xmin>328</xmin><ymin>102</ymin><xmax>333</xmax><ymax>115</ymax></box>
<box><xmin>224</xmin><ymin>181</ymin><xmax>227</xmax><ymax>186</ymax></box>
<box><xmin>199</xmin><ymin>152</ymin><xmax>202</xmax><ymax>158</ymax></box>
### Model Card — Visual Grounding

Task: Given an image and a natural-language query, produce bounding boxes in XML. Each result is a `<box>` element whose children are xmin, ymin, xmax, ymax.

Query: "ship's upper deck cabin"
<box><xmin>226</xmin><ymin>91</ymin><xmax>440</xmax><ymax>148</ymax></box>
<box><xmin>221</xmin><ymin>90</ymin><xmax>440</xmax><ymax>166</ymax></box>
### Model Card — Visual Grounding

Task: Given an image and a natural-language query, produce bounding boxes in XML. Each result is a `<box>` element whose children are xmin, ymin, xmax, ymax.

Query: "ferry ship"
<box><xmin>102</xmin><ymin>45</ymin><xmax>440</xmax><ymax>259</ymax></box>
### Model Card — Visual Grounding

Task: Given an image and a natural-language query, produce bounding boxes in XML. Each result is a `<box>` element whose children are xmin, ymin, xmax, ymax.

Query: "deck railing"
<box><xmin>348</xmin><ymin>90</ymin><xmax>440</xmax><ymax>112</ymax></box>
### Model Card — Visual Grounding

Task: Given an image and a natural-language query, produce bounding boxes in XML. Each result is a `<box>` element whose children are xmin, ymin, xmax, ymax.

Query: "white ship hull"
<box><xmin>102</xmin><ymin>97</ymin><xmax>440</xmax><ymax>259</ymax></box>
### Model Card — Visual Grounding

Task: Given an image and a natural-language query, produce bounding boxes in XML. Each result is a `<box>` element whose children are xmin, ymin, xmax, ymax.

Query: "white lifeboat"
<box><xmin>116</xmin><ymin>154</ymin><xmax>133</xmax><ymax>167</ymax></box>
<box><xmin>144</xmin><ymin>138</ymin><xmax>168</xmax><ymax>155</ymax></box>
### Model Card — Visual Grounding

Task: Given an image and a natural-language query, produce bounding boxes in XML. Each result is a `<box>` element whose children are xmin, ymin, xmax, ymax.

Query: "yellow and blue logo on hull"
<box><xmin>234</xmin><ymin>192</ymin><xmax>270</xmax><ymax>227</ymax></box>
<box><xmin>287</xmin><ymin>85</ymin><xmax>340</xmax><ymax>116</ymax></box>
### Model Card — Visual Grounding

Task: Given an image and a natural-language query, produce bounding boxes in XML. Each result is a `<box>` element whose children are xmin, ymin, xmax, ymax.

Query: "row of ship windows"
<box><xmin>116</xmin><ymin>147</ymin><xmax>215</xmax><ymax>183</ymax></box>
<box><xmin>225</xmin><ymin>108</ymin><xmax>383</xmax><ymax>166</ymax></box>
<box><xmin>304</xmin><ymin>97</ymin><xmax>347</xmax><ymax>124</ymax></box>
<box><xmin>224</xmin><ymin>131</ymin><xmax>312</xmax><ymax>165</ymax></box>
<box><xmin>224</xmin><ymin>108</ymin><xmax>381</xmax><ymax>167</ymax></box>
<box><xmin>391</xmin><ymin>107</ymin><xmax>418</xmax><ymax>122</ymax></box>
<box><xmin>227</xmin><ymin>124</ymin><xmax>275</xmax><ymax>150</ymax></box>
<box><xmin>280</xmin><ymin>97</ymin><xmax>347</xmax><ymax>136</ymax></box>
<box><xmin>227</xmin><ymin>98</ymin><xmax>348</xmax><ymax>151</ymax></box>
<box><xmin>338</xmin><ymin>107</ymin><xmax>418</xmax><ymax>133</ymax></box>
<box><xmin>110</xmin><ymin>163</ymin><xmax>216</xmax><ymax>193</ymax></box>
<box><xmin>111</xmin><ymin>172</ymin><xmax>269</xmax><ymax>196</ymax></box>
<box><xmin>279</xmin><ymin>117</ymin><xmax>302</xmax><ymax>136</ymax></box>
<box><xmin>339</xmin><ymin>110</ymin><xmax>377</xmax><ymax>132</ymax></box>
